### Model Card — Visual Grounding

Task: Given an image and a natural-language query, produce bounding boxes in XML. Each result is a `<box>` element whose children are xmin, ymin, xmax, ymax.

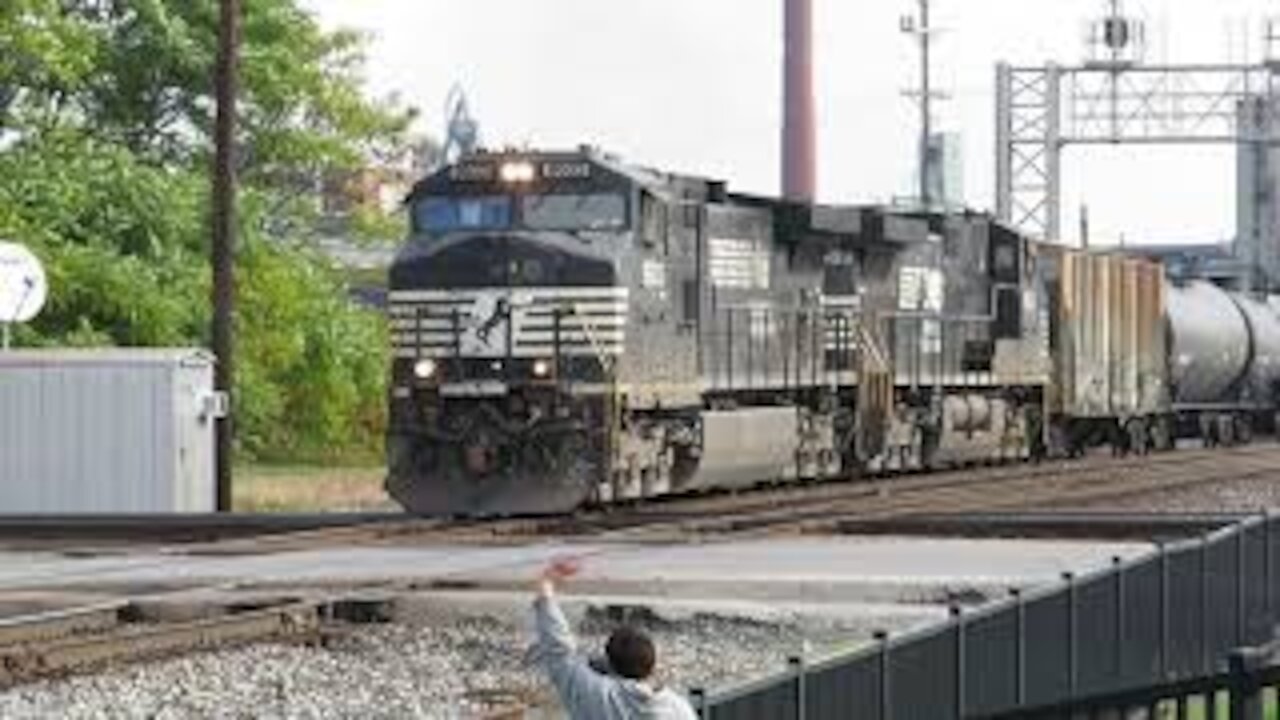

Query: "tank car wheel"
<box><xmin>1216</xmin><ymin>414</ymin><xmax>1237</xmax><ymax>447</ymax></box>
<box><xmin>1150</xmin><ymin>417</ymin><xmax>1175</xmax><ymax>452</ymax></box>
<box><xmin>1199</xmin><ymin>415</ymin><xmax>1218</xmax><ymax>447</ymax></box>
<box><xmin>1234</xmin><ymin>415</ymin><xmax>1254</xmax><ymax>446</ymax></box>
<box><xmin>1124</xmin><ymin>418</ymin><xmax>1150</xmax><ymax>456</ymax></box>
<box><xmin>1109</xmin><ymin>422</ymin><xmax>1128</xmax><ymax>457</ymax></box>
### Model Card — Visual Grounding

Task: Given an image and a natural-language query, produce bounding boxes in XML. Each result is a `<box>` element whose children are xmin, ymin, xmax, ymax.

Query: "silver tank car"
<box><xmin>1235</xmin><ymin>295</ymin><xmax>1280</xmax><ymax>404</ymax></box>
<box><xmin>1165</xmin><ymin>279</ymin><xmax>1280</xmax><ymax>407</ymax></box>
<box><xmin>1165</xmin><ymin>281</ymin><xmax>1251</xmax><ymax>405</ymax></box>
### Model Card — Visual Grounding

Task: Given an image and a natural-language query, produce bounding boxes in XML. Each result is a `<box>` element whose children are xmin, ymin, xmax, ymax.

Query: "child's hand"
<box><xmin>542</xmin><ymin>556</ymin><xmax>583</xmax><ymax>583</ymax></box>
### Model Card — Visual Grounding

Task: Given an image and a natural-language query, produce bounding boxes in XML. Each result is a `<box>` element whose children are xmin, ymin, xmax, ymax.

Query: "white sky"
<box><xmin>306</xmin><ymin>0</ymin><xmax>1279</xmax><ymax>246</ymax></box>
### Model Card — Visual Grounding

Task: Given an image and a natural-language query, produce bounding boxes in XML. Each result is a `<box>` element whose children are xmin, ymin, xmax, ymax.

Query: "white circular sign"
<box><xmin>0</xmin><ymin>242</ymin><xmax>48</xmax><ymax>323</ymax></box>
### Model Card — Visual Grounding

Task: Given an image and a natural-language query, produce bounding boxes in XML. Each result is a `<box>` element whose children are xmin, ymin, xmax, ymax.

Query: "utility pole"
<box><xmin>212</xmin><ymin>0</ymin><xmax>241</xmax><ymax>513</ymax></box>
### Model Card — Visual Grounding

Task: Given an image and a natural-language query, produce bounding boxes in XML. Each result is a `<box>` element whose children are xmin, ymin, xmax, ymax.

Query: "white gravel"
<box><xmin>0</xmin><ymin>599</ymin><xmax>932</xmax><ymax>719</ymax></box>
<box><xmin>1068</xmin><ymin>476</ymin><xmax>1280</xmax><ymax>514</ymax></box>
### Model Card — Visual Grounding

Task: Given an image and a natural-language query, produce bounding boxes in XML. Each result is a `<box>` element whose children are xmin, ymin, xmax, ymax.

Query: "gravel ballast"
<box><xmin>0</xmin><ymin>597</ymin><xmax>936</xmax><ymax>719</ymax></box>
<box><xmin>1067</xmin><ymin>476</ymin><xmax>1280</xmax><ymax>514</ymax></box>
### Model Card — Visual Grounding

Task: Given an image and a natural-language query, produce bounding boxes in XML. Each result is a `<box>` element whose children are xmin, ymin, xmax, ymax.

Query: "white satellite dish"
<box><xmin>0</xmin><ymin>242</ymin><xmax>48</xmax><ymax>348</ymax></box>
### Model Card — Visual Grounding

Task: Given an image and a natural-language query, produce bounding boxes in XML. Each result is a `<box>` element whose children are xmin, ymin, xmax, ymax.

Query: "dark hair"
<box><xmin>605</xmin><ymin>626</ymin><xmax>656</xmax><ymax>680</ymax></box>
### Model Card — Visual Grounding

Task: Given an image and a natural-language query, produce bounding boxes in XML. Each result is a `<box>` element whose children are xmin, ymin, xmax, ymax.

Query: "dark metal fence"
<box><xmin>978</xmin><ymin>644</ymin><xmax>1280</xmax><ymax>720</ymax></box>
<box><xmin>689</xmin><ymin>514</ymin><xmax>1280</xmax><ymax>719</ymax></box>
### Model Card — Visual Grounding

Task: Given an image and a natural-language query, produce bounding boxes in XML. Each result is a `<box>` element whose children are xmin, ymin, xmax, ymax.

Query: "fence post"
<box><xmin>1237</xmin><ymin>526</ymin><xmax>1247</xmax><ymax>646</ymax></box>
<box><xmin>1113</xmin><ymin>556</ymin><xmax>1125</xmax><ymax>685</ymax></box>
<box><xmin>875</xmin><ymin>629</ymin><xmax>892</xmax><ymax>720</ymax></box>
<box><xmin>689</xmin><ymin>688</ymin><xmax>708</xmax><ymax>719</ymax></box>
<box><xmin>1010</xmin><ymin>588</ymin><xmax>1025</xmax><ymax>706</ymax></box>
<box><xmin>788</xmin><ymin>655</ymin><xmax>806</xmax><ymax>720</ymax></box>
<box><xmin>950</xmin><ymin>605</ymin><xmax>966</xmax><ymax>719</ymax></box>
<box><xmin>1062</xmin><ymin>571</ymin><xmax>1077</xmax><ymax>696</ymax></box>
<box><xmin>1264</xmin><ymin>511</ymin><xmax>1274</xmax><ymax>626</ymax></box>
<box><xmin>1145</xmin><ymin>546</ymin><xmax>1170</xmax><ymax>720</ymax></box>
<box><xmin>1200</xmin><ymin>536</ymin><xmax>1212</xmax><ymax>675</ymax></box>
<box><xmin>1228</xmin><ymin>648</ymin><xmax>1265</xmax><ymax>720</ymax></box>
<box><xmin>1159</xmin><ymin>542</ymin><xmax>1170</xmax><ymax>679</ymax></box>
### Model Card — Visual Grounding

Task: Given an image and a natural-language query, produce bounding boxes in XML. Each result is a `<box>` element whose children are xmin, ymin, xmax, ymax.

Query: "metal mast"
<box><xmin>996</xmin><ymin>0</ymin><xmax>1280</xmax><ymax>273</ymax></box>
<box><xmin>919</xmin><ymin>0</ymin><xmax>933</xmax><ymax>208</ymax></box>
<box><xmin>903</xmin><ymin>0</ymin><xmax>944</xmax><ymax>209</ymax></box>
<box><xmin>443</xmin><ymin>85</ymin><xmax>480</xmax><ymax>163</ymax></box>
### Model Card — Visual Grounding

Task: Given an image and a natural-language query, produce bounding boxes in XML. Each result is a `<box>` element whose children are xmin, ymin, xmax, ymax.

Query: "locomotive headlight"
<box><xmin>532</xmin><ymin>359</ymin><xmax>553</xmax><ymax>379</ymax></box>
<box><xmin>413</xmin><ymin>358</ymin><xmax>439</xmax><ymax>381</ymax></box>
<box><xmin>500</xmin><ymin>161</ymin><xmax>536</xmax><ymax>183</ymax></box>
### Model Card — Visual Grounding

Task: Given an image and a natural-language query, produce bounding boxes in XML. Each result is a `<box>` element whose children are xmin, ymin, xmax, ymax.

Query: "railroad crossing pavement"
<box><xmin>0</xmin><ymin>535</ymin><xmax>1153</xmax><ymax>615</ymax></box>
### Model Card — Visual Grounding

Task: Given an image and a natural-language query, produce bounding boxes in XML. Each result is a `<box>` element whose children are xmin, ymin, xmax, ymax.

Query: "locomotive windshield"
<box><xmin>415</xmin><ymin>195</ymin><xmax>512</xmax><ymax>233</ymax></box>
<box><xmin>412</xmin><ymin>193</ymin><xmax>629</xmax><ymax>234</ymax></box>
<box><xmin>522</xmin><ymin>193</ymin><xmax>628</xmax><ymax>231</ymax></box>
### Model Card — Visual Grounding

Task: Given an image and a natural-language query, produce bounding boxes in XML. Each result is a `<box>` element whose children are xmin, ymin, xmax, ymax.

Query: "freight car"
<box><xmin>1044</xmin><ymin>251</ymin><xmax>1280</xmax><ymax>456</ymax></box>
<box><xmin>385</xmin><ymin>147</ymin><xmax>1278</xmax><ymax>516</ymax></box>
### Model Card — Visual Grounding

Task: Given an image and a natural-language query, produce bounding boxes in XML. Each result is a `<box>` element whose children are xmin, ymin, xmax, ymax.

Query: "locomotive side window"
<box><xmin>682</xmin><ymin>279</ymin><xmax>699</xmax><ymax>325</ymax></box>
<box><xmin>522</xmin><ymin>193</ymin><xmax>628</xmax><ymax>231</ymax></box>
<box><xmin>640</xmin><ymin>193</ymin><xmax>668</xmax><ymax>252</ymax></box>
<box><xmin>414</xmin><ymin>196</ymin><xmax>511</xmax><ymax>233</ymax></box>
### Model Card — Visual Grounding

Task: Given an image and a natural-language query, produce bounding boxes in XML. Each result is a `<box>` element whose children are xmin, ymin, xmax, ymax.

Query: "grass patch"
<box><xmin>233</xmin><ymin>465</ymin><xmax>395</xmax><ymax>513</ymax></box>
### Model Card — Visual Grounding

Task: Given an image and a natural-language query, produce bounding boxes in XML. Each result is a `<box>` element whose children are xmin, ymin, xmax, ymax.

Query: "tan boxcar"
<box><xmin>1043</xmin><ymin>247</ymin><xmax>1168</xmax><ymax>420</ymax></box>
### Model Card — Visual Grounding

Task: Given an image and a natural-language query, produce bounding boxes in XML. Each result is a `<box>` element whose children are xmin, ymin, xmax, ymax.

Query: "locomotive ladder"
<box><xmin>854</xmin><ymin>318</ymin><xmax>893</xmax><ymax>461</ymax></box>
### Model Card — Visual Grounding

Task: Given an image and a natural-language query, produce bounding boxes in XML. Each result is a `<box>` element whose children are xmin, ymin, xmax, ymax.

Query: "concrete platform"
<box><xmin>0</xmin><ymin>536</ymin><xmax>1152</xmax><ymax>611</ymax></box>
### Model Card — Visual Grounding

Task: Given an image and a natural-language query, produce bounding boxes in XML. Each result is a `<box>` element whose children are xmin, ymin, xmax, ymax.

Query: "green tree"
<box><xmin>0</xmin><ymin>1</ymin><xmax>98</xmax><ymax>122</ymax></box>
<box><xmin>0</xmin><ymin>0</ymin><xmax>413</xmax><ymax>462</ymax></box>
<box><xmin>19</xmin><ymin>1</ymin><xmax>417</xmax><ymax>181</ymax></box>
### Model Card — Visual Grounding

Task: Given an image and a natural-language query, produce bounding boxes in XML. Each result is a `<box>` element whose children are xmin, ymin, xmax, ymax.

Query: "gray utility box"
<box><xmin>0</xmin><ymin>350</ymin><xmax>223</xmax><ymax>513</ymax></box>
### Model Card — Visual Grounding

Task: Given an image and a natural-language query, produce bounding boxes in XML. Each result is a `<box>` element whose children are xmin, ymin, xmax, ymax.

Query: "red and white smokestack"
<box><xmin>782</xmin><ymin>0</ymin><xmax>817</xmax><ymax>202</ymax></box>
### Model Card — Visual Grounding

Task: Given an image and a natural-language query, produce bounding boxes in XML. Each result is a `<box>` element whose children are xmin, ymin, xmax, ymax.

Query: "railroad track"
<box><xmin>0</xmin><ymin>513</ymin><xmax>407</xmax><ymax>546</ymax></box>
<box><xmin>829</xmin><ymin>511</ymin><xmax>1252</xmax><ymax>540</ymax></box>
<box><xmin>417</xmin><ymin>443</ymin><xmax>1280</xmax><ymax>543</ymax></box>
<box><xmin>9</xmin><ymin>443</ymin><xmax>1279</xmax><ymax>556</ymax></box>
<box><xmin>642</xmin><ymin>444</ymin><xmax>1280</xmax><ymax>539</ymax></box>
<box><xmin>282</xmin><ymin>442</ymin><xmax>1280</xmax><ymax>549</ymax></box>
<box><xmin>0</xmin><ymin>593</ymin><xmax>392</xmax><ymax>690</ymax></box>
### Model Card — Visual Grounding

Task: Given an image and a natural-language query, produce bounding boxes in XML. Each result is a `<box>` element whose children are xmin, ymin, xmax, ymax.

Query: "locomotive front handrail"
<box><xmin>570</xmin><ymin>303</ymin><xmax>615</xmax><ymax>375</ymax></box>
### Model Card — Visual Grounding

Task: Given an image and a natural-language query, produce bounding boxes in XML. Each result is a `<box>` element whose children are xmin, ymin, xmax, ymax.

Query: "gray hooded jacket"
<box><xmin>532</xmin><ymin>595</ymin><xmax>699</xmax><ymax>720</ymax></box>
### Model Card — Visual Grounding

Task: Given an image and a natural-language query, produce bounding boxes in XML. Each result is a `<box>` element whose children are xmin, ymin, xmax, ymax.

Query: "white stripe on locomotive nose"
<box><xmin>391</xmin><ymin>329</ymin><xmax>627</xmax><ymax>342</ymax></box>
<box><xmin>388</xmin><ymin>285</ymin><xmax>630</xmax><ymax>358</ymax></box>
<box><xmin>389</xmin><ymin>301</ymin><xmax>629</xmax><ymax>317</ymax></box>
<box><xmin>389</xmin><ymin>287</ymin><xmax>629</xmax><ymax>302</ymax></box>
